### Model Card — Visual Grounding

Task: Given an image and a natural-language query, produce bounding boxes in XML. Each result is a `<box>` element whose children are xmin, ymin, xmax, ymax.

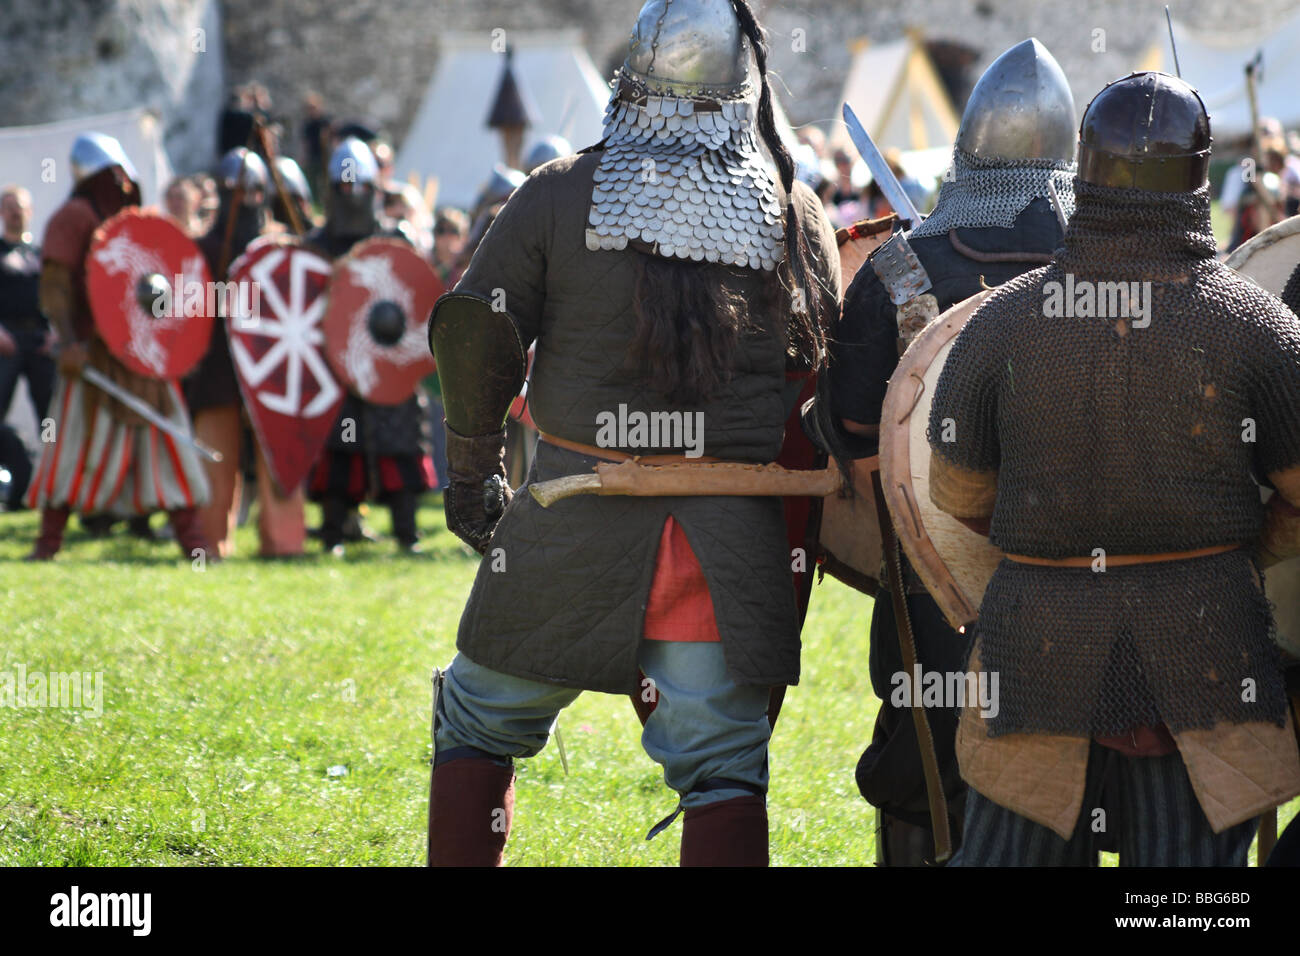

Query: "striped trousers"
<box><xmin>27</xmin><ymin>375</ymin><xmax>210</xmax><ymax>515</ymax></box>
<box><xmin>953</xmin><ymin>742</ymin><xmax>1259</xmax><ymax>866</ymax></box>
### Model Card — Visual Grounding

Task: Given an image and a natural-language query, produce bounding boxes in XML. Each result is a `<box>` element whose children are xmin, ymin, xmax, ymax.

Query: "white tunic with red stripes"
<box><xmin>27</xmin><ymin>374</ymin><xmax>210</xmax><ymax>515</ymax></box>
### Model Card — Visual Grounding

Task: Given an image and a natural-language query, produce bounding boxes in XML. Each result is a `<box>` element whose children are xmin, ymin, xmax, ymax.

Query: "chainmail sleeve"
<box><xmin>926</xmin><ymin>291</ymin><xmax>1013</xmax><ymax>473</ymax></box>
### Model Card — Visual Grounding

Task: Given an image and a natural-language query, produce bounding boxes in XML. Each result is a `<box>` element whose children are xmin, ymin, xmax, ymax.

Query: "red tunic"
<box><xmin>643</xmin><ymin>516</ymin><xmax>721</xmax><ymax>642</ymax></box>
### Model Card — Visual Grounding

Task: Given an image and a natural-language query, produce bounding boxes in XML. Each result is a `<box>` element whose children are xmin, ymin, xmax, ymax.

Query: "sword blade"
<box><xmin>842</xmin><ymin>104</ymin><xmax>924</xmax><ymax>229</ymax></box>
<box><xmin>81</xmin><ymin>366</ymin><xmax>224</xmax><ymax>463</ymax></box>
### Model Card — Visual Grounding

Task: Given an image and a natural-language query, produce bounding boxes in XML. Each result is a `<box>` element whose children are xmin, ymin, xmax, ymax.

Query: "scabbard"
<box><xmin>529</xmin><ymin>460</ymin><xmax>843</xmax><ymax>507</ymax></box>
<box><xmin>871</xmin><ymin>467</ymin><xmax>953</xmax><ymax>864</ymax></box>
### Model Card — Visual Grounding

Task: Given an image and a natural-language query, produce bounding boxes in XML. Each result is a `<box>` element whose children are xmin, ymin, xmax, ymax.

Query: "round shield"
<box><xmin>1225</xmin><ymin>215</ymin><xmax>1300</xmax><ymax>292</ymax></box>
<box><xmin>228</xmin><ymin>236</ymin><xmax>342</xmax><ymax>495</ymax></box>
<box><xmin>321</xmin><ymin>238</ymin><xmax>442</xmax><ymax>405</ymax></box>
<box><xmin>1225</xmin><ymin>220</ymin><xmax>1300</xmax><ymax>659</ymax></box>
<box><xmin>85</xmin><ymin>208</ymin><xmax>213</xmax><ymax>379</ymax></box>
<box><xmin>879</xmin><ymin>290</ymin><xmax>1003</xmax><ymax>630</ymax></box>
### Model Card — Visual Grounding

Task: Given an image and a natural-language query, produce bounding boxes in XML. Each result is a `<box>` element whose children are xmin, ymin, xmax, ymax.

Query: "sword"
<box><xmin>81</xmin><ymin>366</ymin><xmax>224</xmax><ymax>463</ymax></box>
<box><xmin>842</xmin><ymin>104</ymin><xmax>924</xmax><ymax>230</ymax></box>
<box><xmin>529</xmin><ymin>459</ymin><xmax>848</xmax><ymax>508</ymax></box>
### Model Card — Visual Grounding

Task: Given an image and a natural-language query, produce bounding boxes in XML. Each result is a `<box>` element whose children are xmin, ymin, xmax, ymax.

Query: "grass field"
<box><xmin>1</xmin><ymin>497</ymin><xmax>1294</xmax><ymax>866</ymax></box>
<box><xmin>0</xmin><ymin>498</ymin><xmax>878</xmax><ymax>866</ymax></box>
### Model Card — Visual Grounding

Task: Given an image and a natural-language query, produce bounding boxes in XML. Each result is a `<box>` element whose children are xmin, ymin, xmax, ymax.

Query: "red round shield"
<box><xmin>227</xmin><ymin>237</ymin><xmax>342</xmax><ymax>494</ymax></box>
<box><xmin>321</xmin><ymin>238</ymin><xmax>442</xmax><ymax>405</ymax></box>
<box><xmin>85</xmin><ymin>208</ymin><xmax>213</xmax><ymax>379</ymax></box>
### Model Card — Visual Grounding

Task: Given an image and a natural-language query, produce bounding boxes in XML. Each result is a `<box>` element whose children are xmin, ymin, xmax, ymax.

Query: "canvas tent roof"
<box><xmin>1142</xmin><ymin>10</ymin><xmax>1300</xmax><ymax>140</ymax></box>
<box><xmin>396</xmin><ymin>30</ymin><xmax>611</xmax><ymax>210</ymax></box>
<box><xmin>830</xmin><ymin>33</ymin><xmax>961</xmax><ymax>156</ymax></box>
<box><xmin>0</xmin><ymin>106</ymin><xmax>173</xmax><ymax>245</ymax></box>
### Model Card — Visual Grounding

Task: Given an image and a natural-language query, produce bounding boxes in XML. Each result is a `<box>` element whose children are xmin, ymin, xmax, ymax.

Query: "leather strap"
<box><xmin>540</xmin><ymin>431</ymin><xmax>721</xmax><ymax>465</ymax></box>
<box><xmin>1004</xmin><ymin>543</ymin><xmax>1238</xmax><ymax>568</ymax></box>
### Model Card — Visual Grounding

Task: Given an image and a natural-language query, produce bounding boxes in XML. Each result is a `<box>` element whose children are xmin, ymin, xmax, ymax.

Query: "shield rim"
<box><xmin>1221</xmin><ymin>218</ymin><xmax>1300</xmax><ymax>659</ymax></box>
<box><xmin>1224</xmin><ymin>215</ymin><xmax>1300</xmax><ymax>273</ymax></box>
<box><xmin>879</xmin><ymin>289</ymin><xmax>1000</xmax><ymax>629</ymax></box>
<box><xmin>321</xmin><ymin>236</ymin><xmax>441</xmax><ymax>406</ymax></box>
<box><xmin>86</xmin><ymin>208</ymin><xmax>213</xmax><ymax>380</ymax></box>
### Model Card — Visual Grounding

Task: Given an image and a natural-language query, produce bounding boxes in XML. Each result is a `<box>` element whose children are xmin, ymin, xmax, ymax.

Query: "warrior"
<box><xmin>186</xmin><ymin>147</ymin><xmax>306</xmax><ymax>558</ymax></box>
<box><xmin>27</xmin><ymin>132</ymin><xmax>212</xmax><ymax>560</ymax></box>
<box><xmin>307</xmin><ymin>137</ymin><xmax>432</xmax><ymax>554</ymax></box>
<box><xmin>426</xmin><ymin>0</ymin><xmax>840</xmax><ymax>867</ymax></box>
<box><xmin>927</xmin><ymin>72</ymin><xmax>1300</xmax><ymax>865</ymax></box>
<box><xmin>522</xmin><ymin>135</ymin><xmax>573</xmax><ymax>176</ymax></box>
<box><xmin>804</xmin><ymin>38</ymin><xmax>1077</xmax><ymax>865</ymax></box>
<box><xmin>270</xmin><ymin>156</ymin><xmax>317</xmax><ymax>231</ymax></box>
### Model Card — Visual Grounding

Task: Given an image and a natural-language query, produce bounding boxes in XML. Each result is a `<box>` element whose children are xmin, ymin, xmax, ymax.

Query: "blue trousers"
<box><xmin>434</xmin><ymin>642</ymin><xmax>771</xmax><ymax>809</ymax></box>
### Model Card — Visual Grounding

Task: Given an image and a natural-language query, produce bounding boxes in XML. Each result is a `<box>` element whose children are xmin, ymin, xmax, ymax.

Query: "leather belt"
<box><xmin>1004</xmin><ymin>543</ymin><xmax>1240</xmax><ymax>568</ymax></box>
<box><xmin>540</xmin><ymin>431</ymin><xmax>720</xmax><ymax>465</ymax></box>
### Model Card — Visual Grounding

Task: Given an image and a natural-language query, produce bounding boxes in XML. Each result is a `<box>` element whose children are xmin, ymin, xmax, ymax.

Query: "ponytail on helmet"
<box><xmin>730</xmin><ymin>0</ymin><xmax>833</xmax><ymax>372</ymax></box>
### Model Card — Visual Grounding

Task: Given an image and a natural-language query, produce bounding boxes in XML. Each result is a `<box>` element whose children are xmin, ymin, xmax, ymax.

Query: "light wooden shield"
<box><xmin>879</xmin><ymin>290</ymin><xmax>1003</xmax><ymax>630</ymax></box>
<box><xmin>1226</xmin><ymin>219</ymin><xmax>1300</xmax><ymax>659</ymax></box>
<box><xmin>817</xmin><ymin>455</ymin><xmax>883</xmax><ymax>595</ymax></box>
<box><xmin>1225</xmin><ymin>215</ymin><xmax>1300</xmax><ymax>292</ymax></box>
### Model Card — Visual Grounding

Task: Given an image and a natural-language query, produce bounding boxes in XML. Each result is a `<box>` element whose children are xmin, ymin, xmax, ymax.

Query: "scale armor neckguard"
<box><xmin>912</xmin><ymin>38</ymin><xmax>1077</xmax><ymax>240</ymax></box>
<box><xmin>586</xmin><ymin>0</ymin><xmax>785</xmax><ymax>271</ymax></box>
<box><xmin>929</xmin><ymin>180</ymin><xmax>1300</xmax><ymax>738</ymax></box>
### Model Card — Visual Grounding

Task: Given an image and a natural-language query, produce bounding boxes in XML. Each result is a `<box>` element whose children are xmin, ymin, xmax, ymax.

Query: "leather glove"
<box><xmin>444</xmin><ymin>424</ymin><xmax>511</xmax><ymax>555</ymax></box>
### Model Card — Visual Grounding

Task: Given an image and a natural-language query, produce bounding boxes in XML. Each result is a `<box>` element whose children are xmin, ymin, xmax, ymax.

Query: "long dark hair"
<box><xmin>628</xmin><ymin>255</ymin><xmax>777</xmax><ymax>406</ymax></box>
<box><xmin>627</xmin><ymin>0</ymin><xmax>834</xmax><ymax>406</ymax></box>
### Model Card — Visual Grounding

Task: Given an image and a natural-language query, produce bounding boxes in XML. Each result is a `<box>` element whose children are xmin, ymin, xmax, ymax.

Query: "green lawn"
<box><xmin>0</xmin><ymin>499</ymin><xmax>877</xmax><ymax>866</ymax></box>
<box><xmin>0</xmin><ymin>499</ymin><xmax>1293</xmax><ymax>866</ymax></box>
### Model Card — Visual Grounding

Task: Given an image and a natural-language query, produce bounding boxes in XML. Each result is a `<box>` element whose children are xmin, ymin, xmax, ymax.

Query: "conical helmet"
<box><xmin>956</xmin><ymin>38</ymin><xmax>1076</xmax><ymax>163</ymax></box>
<box><xmin>274</xmin><ymin>156</ymin><xmax>313</xmax><ymax>203</ymax></box>
<box><xmin>70</xmin><ymin>132</ymin><xmax>139</xmax><ymax>186</ymax></box>
<box><xmin>524</xmin><ymin>135</ymin><xmax>573</xmax><ymax>175</ymax></box>
<box><xmin>328</xmin><ymin>137</ymin><xmax>379</xmax><ymax>186</ymax></box>
<box><xmin>910</xmin><ymin>37</ymin><xmax>1078</xmax><ymax>240</ymax></box>
<box><xmin>217</xmin><ymin>147</ymin><xmax>269</xmax><ymax>193</ymax></box>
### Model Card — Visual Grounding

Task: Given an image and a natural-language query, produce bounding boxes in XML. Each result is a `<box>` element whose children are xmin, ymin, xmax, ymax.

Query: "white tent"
<box><xmin>396</xmin><ymin>30</ymin><xmax>611</xmax><ymax>210</ymax></box>
<box><xmin>830</xmin><ymin>33</ymin><xmax>961</xmax><ymax>157</ymax></box>
<box><xmin>1143</xmin><ymin>10</ymin><xmax>1300</xmax><ymax>139</ymax></box>
<box><xmin>0</xmin><ymin>106</ymin><xmax>174</xmax><ymax>245</ymax></box>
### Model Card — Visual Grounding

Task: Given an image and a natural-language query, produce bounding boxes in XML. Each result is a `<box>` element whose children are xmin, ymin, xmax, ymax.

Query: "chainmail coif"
<box><xmin>930</xmin><ymin>179</ymin><xmax>1300</xmax><ymax>737</ymax></box>
<box><xmin>909</xmin><ymin>148</ymin><xmax>1076</xmax><ymax>240</ymax></box>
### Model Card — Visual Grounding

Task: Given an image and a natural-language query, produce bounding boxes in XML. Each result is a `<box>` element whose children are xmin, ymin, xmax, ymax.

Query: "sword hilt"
<box><xmin>528</xmin><ymin>474</ymin><xmax>602</xmax><ymax>507</ymax></box>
